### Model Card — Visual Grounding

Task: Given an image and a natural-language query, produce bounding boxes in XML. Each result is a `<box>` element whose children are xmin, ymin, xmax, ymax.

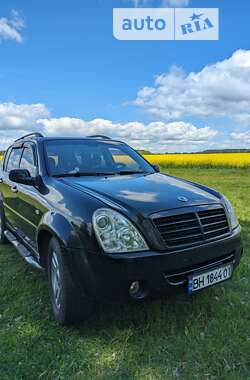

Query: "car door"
<box><xmin>1</xmin><ymin>145</ymin><xmax>24</xmax><ymax>233</ymax></box>
<box><xmin>16</xmin><ymin>142</ymin><xmax>44</xmax><ymax>247</ymax></box>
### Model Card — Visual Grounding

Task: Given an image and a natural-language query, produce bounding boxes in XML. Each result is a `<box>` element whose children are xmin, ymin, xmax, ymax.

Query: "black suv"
<box><xmin>0</xmin><ymin>133</ymin><xmax>243</xmax><ymax>325</ymax></box>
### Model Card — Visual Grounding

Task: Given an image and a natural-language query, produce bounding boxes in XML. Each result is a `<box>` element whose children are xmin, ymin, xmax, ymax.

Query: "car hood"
<box><xmin>61</xmin><ymin>173</ymin><xmax>220</xmax><ymax>216</ymax></box>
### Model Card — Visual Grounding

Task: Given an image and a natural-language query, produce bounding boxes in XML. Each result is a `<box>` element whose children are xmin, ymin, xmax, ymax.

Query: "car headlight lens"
<box><xmin>222</xmin><ymin>196</ymin><xmax>239</xmax><ymax>230</ymax></box>
<box><xmin>93</xmin><ymin>208</ymin><xmax>149</xmax><ymax>253</ymax></box>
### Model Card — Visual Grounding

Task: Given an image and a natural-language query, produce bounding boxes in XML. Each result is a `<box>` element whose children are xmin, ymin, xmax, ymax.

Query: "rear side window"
<box><xmin>20</xmin><ymin>146</ymin><xmax>37</xmax><ymax>177</ymax></box>
<box><xmin>6</xmin><ymin>148</ymin><xmax>23</xmax><ymax>172</ymax></box>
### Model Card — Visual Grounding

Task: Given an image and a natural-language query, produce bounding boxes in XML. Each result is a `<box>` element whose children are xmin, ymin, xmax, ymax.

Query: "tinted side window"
<box><xmin>3</xmin><ymin>148</ymin><xmax>11</xmax><ymax>171</ymax></box>
<box><xmin>6</xmin><ymin>148</ymin><xmax>22</xmax><ymax>172</ymax></box>
<box><xmin>20</xmin><ymin>146</ymin><xmax>37</xmax><ymax>177</ymax></box>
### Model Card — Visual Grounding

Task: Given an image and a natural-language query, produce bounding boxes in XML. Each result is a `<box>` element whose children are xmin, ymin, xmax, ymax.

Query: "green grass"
<box><xmin>0</xmin><ymin>168</ymin><xmax>250</xmax><ymax>380</ymax></box>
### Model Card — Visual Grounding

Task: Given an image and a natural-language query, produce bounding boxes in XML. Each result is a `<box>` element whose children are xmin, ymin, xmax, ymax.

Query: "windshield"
<box><xmin>45</xmin><ymin>139</ymin><xmax>154</xmax><ymax>177</ymax></box>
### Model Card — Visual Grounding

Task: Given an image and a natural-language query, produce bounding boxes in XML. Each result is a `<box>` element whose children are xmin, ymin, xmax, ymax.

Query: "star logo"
<box><xmin>178</xmin><ymin>196</ymin><xmax>189</xmax><ymax>203</ymax></box>
<box><xmin>190</xmin><ymin>13</ymin><xmax>203</xmax><ymax>21</ymax></box>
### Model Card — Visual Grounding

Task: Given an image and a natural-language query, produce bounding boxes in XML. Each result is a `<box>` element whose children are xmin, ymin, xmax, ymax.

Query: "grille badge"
<box><xmin>178</xmin><ymin>196</ymin><xmax>189</xmax><ymax>202</ymax></box>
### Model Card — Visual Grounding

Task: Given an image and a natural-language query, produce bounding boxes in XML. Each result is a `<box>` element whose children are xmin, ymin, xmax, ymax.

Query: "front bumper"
<box><xmin>67</xmin><ymin>225</ymin><xmax>243</xmax><ymax>301</ymax></box>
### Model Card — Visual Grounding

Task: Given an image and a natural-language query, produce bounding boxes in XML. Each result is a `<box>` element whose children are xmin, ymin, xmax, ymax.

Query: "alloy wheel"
<box><xmin>51</xmin><ymin>252</ymin><xmax>61</xmax><ymax>309</ymax></box>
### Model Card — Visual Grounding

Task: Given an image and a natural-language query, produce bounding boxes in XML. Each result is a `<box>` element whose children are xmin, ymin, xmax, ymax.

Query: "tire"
<box><xmin>0</xmin><ymin>207</ymin><xmax>9</xmax><ymax>244</ymax></box>
<box><xmin>48</xmin><ymin>237</ymin><xmax>94</xmax><ymax>326</ymax></box>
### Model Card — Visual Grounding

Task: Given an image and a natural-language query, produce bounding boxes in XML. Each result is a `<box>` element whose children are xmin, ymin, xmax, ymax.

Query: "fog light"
<box><xmin>129</xmin><ymin>281</ymin><xmax>140</xmax><ymax>296</ymax></box>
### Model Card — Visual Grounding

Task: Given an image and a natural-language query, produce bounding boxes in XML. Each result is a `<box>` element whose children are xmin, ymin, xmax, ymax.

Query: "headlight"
<box><xmin>222</xmin><ymin>196</ymin><xmax>239</xmax><ymax>230</ymax></box>
<box><xmin>93</xmin><ymin>208</ymin><xmax>149</xmax><ymax>253</ymax></box>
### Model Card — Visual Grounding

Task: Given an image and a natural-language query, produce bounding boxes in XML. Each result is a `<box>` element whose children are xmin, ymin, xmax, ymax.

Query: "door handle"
<box><xmin>11</xmin><ymin>186</ymin><xmax>18</xmax><ymax>193</ymax></box>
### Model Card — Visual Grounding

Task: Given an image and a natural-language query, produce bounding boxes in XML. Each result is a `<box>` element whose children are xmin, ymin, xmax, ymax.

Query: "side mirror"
<box><xmin>152</xmin><ymin>164</ymin><xmax>160</xmax><ymax>173</ymax></box>
<box><xmin>9</xmin><ymin>169</ymin><xmax>38</xmax><ymax>186</ymax></box>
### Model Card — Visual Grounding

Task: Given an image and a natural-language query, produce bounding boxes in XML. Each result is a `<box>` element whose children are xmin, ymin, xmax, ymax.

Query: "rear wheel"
<box><xmin>48</xmin><ymin>237</ymin><xmax>94</xmax><ymax>325</ymax></box>
<box><xmin>0</xmin><ymin>207</ymin><xmax>9</xmax><ymax>244</ymax></box>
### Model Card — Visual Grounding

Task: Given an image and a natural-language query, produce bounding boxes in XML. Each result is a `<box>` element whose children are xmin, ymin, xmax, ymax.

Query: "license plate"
<box><xmin>188</xmin><ymin>264</ymin><xmax>233</xmax><ymax>294</ymax></box>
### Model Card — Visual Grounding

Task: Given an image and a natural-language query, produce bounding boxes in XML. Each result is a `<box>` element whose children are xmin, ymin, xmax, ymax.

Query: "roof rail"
<box><xmin>15</xmin><ymin>132</ymin><xmax>44</xmax><ymax>142</ymax></box>
<box><xmin>87</xmin><ymin>135</ymin><xmax>111</xmax><ymax>140</ymax></box>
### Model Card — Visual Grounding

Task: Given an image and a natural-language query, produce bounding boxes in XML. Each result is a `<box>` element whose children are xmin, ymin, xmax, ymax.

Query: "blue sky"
<box><xmin>0</xmin><ymin>0</ymin><xmax>250</xmax><ymax>152</ymax></box>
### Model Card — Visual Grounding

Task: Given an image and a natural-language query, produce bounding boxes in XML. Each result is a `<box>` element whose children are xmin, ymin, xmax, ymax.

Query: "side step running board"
<box><xmin>4</xmin><ymin>230</ymin><xmax>43</xmax><ymax>270</ymax></box>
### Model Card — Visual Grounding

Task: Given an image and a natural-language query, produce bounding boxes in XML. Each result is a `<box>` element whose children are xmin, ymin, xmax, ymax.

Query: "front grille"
<box><xmin>153</xmin><ymin>206</ymin><xmax>230</xmax><ymax>249</ymax></box>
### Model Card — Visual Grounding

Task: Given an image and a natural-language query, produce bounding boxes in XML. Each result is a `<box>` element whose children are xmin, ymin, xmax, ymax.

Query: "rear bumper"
<box><xmin>67</xmin><ymin>225</ymin><xmax>243</xmax><ymax>301</ymax></box>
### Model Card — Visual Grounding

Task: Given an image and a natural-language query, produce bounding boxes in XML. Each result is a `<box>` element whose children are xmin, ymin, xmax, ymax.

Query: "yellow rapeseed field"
<box><xmin>0</xmin><ymin>153</ymin><xmax>250</xmax><ymax>168</ymax></box>
<box><xmin>143</xmin><ymin>153</ymin><xmax>250</xmax><ymax>168</ymax></box>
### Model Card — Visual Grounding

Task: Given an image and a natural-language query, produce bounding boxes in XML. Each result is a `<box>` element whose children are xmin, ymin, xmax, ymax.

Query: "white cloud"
<box><xmin>0</xmin><ymin>103</ymin><xmax>50</xmax><ymax>131</ymax></box>
<box><xmin>0</xmin><ymin>101</ymin><xmax>223</xmax><ymax>152</ymax></box>
<box><xmin>161</xmin><ymin>0</ymin><xmax>190</xmax><ymax>6</ymax></box>
<box><xmin>126</xmin><ymin>0</ymin><xmax>190</xmax><ymax>7</ymax></box>
<box><xmin>231</xmin><ymin>131</ymin><xmax>250</xmax><ymax>144</ymax></box>
<box><xmin>134</xmin><ymin>50</ymin><xmax>250</xmax><ymax>126</ymax></box>
<box><xmin>4</xmin><ymin>102</ymin><xmax>250</xmax><ymax>153</ymax></box>
<box><xmin>126</xmin><ymin>0</ymin><xmax>150</xmax><ymax>7</ymax></box>
<box><xmin>0</xmin><ymin>135</ymin><xmax>16</xmax><ymax>148</ymax></box>
<box><xmin>38</xmin><ymin>117</ymin><xmax>217</xmax><ymax>152</ymax></box>
<box><xmin>0</xmin><ymin>10</ymin><xmax>25</xmax><ymax>43</ymax></box>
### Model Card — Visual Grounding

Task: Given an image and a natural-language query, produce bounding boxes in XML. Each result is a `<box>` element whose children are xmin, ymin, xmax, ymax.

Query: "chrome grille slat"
<box><xmin>204</xmin><ymin>227</ymin><xmax>229</xmax><ymax>235</ymax></box>
<box><xmin>154</xmin><ymin>216</ymin><xmax>197</xmax><ymax>228</ymax></box>
<box><xmin>198</xmin><ymin>209</ymin><xmax>225</xmax><ymax>215</ymax></box>
<box><xmin>153</xmin><ymin>206</ymin><xmax>230</xmax><ymax>249</ymax></box>
<box><xmin>167</xmin><ymin>233</ymin><xmax>204</xmax><ymax>242</ymax></box>
<box><xmin>164</xmin><ymin>225</ymin><xmax>202</xmax><ymax>235</ymax></box>
<box><xmin>202</xmin><ymin>220</ymin><xmax>228</xmax><ymax>229</ymax></box>
<box><xmin>199</xmin><ymin>213</ymin><xmax>225</xmax><ymax>220</ymax></box>
<box><xmin>199</xmin><ymin>215</ymin><xmax>226</xmax><ymax>223</ymax></box>
<box><xmin>157</xmin><ymin>221</ymin><xmax>199</xmax><ymax>233</ymax></box>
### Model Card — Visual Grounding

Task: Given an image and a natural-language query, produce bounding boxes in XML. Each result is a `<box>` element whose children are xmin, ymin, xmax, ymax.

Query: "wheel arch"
<box><xmin>37</xmin><ymin>211</ymin><xmax>83</xmax><ymax>267</ymax></box>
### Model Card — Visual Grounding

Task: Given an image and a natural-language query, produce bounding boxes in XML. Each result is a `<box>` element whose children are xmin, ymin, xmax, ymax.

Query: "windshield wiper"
<box><xmin>116</xmin><ymin>170</ymin><xmax>151</xmax><ymax>175</ymax></box>
<box><xmin>53</xmin><ymin>170</ymin><xmax>153</xmax><ymax>178</ymax></box>
<box><xmin>53</xmin><ymin>172</ymin><xmax>116</xmax><ymax>178</ymax></box>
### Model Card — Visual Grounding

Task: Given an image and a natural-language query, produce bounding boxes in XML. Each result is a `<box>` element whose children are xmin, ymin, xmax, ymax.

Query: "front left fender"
<box><xmin>37</xmin><ymin>211</ymin><xmax>83</xmax><ymax>250</ymax></box>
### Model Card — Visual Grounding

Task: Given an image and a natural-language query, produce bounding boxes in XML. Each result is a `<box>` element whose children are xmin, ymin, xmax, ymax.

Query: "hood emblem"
<box><xmin>178</xmin><ymin>196</ymin><xmax>189</xmax><ymax>202</ymax></box>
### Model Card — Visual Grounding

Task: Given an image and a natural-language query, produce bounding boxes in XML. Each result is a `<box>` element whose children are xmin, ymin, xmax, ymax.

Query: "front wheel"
<box><xmin>48</xmin><ymin>237</ymin><xmax>94</xmax><ymax>325</ymax></box>
<box><xmin>0</xmin><ymin>207</ymin><xmax>9</xmax><ymax>244</ymax></box>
